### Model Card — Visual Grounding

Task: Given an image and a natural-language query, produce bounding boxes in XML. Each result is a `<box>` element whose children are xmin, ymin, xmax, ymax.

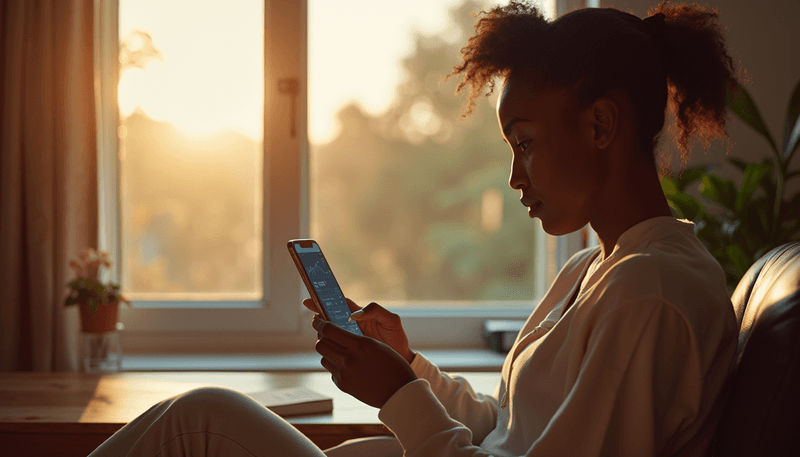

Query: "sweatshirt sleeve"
<box><xmin>380</xmin><ymin>299</ymin><xmax>719</xmax><ymax>457</ymax></box>
<box><xmin>409</xmin><ymin>352</ymin><xmax>500</xmax><ymax>444</ymax></box>
<box><xmin>379</xmin><ymin>379</ymin><xmax>495</xmax><ymax>456</ymax></box>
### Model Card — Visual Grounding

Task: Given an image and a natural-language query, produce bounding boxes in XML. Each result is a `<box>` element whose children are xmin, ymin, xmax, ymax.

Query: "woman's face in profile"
<box><xmin>497</xmin><ymin>75</ymin><xmax>605</xmax><ymax>236</ymax></box>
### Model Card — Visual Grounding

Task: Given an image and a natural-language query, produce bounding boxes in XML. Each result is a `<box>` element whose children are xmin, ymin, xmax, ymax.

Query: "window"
<box><xmin>98</xmin><ymin>0</ymin><xmax>309</xmax><ymax>353</ymax></box>
<box><xmin>308</xmin><ymin>0</ymin><xmax>560</xmax><ymax>308</ymax></box>
<box><xmin>117</xmin><ymin>1</ymin><xmax>264</xmax><ymax>303</ymax></box>
<box><xmin>97</xmin><ymin>0</ymin><xmax>597</xmax><ymax>354</ymax></box>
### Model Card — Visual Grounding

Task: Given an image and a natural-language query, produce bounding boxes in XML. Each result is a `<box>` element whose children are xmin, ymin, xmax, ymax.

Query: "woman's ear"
<box><xmin>591</xmin><ymin>98</ymin><xmax>618</xmax><ymax>150</ymax></box>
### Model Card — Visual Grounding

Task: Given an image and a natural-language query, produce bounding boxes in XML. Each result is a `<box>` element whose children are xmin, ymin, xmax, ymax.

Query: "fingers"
<box><xmin>314</xmin><ymin>317</ymin><xmax>352</xmax><ymax>383</ymax></box>
<box><xmin>302</xmin><ymin>298</ymin><xmax>319</xmax><ymax>314</ymax></box>
<box><xmin>349</xmin><ymin>302</ymin><xmax>380</xmax><ymax>321</ymax></box>
<box><xmin>345</xmin><ymin>298</ymin><xmax>363</xmax><ymax>313</ymax></box>
<box><xmin>307</xmin><ymin>297</ymin><xmax>364</xmax><ymax>319</ymax></box>
<box><xmin>312</xmin><ymin>315</ymin><xmax>359</xmax><ymax>346</ymax></box>
<box><xmin>348</xmin><ymin>309</ymin><xmax>365</xmax><ymax>322</ymax></box>
<box><xmin>320</xmin><ymin>357</ymin><xmax>339</xmax><ymax>382</ymax></box>
<box><xmin>317</xmin><ymin>343</ymin><xmax>342</xmax><ymax>388</ymax></box>
<box><xmin>334</xmin><ymin>300</ymin><xmax>399</xmax><ymax>328</ymax></box>
<box><xmin>351</xmin><ymin>302</ymin><xmax>403</xmax><ymax>328</ymax></box>
<box><xmin>315</xmin><ymin>336</ymin><xmax>346</xmax><ymax>366</ymax></box>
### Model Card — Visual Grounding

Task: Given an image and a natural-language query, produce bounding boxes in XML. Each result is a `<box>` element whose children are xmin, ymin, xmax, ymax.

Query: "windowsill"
<box><xmin>122</xmin><ymin>348</ymin><xmax>506</xmax><ymax>372</ymax></box>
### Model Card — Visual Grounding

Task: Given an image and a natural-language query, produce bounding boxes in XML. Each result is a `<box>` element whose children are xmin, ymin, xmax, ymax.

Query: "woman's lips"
<box><xmin>521</xmin><ymin>198</ymin><xmax>541</xmax><ymax>217</ymax></box>
<box><xmin>527</xmin><ymin>201</ymin><xmax>541</xmax><ymax>217</ymax></box>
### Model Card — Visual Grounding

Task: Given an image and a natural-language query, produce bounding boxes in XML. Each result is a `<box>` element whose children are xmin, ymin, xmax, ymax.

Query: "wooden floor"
<box><xmin>0</xmin><ymin>371</ymin><xmax>499</xmax><ymax>457</ymax></box>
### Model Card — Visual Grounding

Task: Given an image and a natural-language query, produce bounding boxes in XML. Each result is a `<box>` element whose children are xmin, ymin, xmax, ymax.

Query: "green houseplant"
<box><xmin>661</xmin><ymin>79</ymin><xmax>800</xmax><ymax>293</ymax></box>
<box><xmin>65</xmin><ymin>248</ymin><xmax>130</xmax><ymax>333</ymax></box>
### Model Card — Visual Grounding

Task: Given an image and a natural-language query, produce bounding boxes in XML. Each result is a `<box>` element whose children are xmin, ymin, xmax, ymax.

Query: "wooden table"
<box><xmin>0</xmin><ymin>371</ymin><xmax>499</xmax><ymax>457</ymax></box>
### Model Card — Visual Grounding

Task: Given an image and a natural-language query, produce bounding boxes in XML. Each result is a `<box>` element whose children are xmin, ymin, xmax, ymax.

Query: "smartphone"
<box><xmin>287</xmin><ymin>239</ymin><xmax>363</xmax><ymax>336</ymax></box>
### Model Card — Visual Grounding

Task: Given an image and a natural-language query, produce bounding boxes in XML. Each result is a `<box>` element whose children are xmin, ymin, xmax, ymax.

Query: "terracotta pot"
<box><xmin>79</xmin><ymin>301</ymin><xmax>120</xmax><ymax>334</ymax></box>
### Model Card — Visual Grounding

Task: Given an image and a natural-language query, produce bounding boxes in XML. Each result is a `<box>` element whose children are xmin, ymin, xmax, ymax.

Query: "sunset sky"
<box><xmin>118</xmin><ymin>0</ymin><xmax>556</xmax><ymax>144</ymax></box>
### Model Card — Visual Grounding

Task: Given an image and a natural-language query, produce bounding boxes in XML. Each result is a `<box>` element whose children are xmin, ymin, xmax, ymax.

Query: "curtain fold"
<box><xmin>0</xmin><ymin>0</ymin><xmax>98</xmax><ymax>372</ymax></box>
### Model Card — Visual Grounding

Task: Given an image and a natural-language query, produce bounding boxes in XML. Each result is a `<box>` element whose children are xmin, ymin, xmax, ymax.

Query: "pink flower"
<box><xmin>69</xmin><ymin>248</ymin><xmax>111</xmax><ymax>280</ymax></box>
<box><xmin>65</xmin><ymin>248</ymin><xmax>129</xmax><ymax>309</ymax></box>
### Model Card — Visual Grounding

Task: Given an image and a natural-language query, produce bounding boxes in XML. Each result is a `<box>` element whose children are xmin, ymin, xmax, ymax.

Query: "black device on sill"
<box><xmin>483</xmin><ymin>320</ymin><xmax>526</xmax><ymax>353</ymax></box>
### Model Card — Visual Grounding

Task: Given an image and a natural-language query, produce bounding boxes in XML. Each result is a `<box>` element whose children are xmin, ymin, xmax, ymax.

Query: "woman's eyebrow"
<box><xmin>502</xmin><ymin>117</ymin><xmax>530</xmax><ymax>139</ymax></box>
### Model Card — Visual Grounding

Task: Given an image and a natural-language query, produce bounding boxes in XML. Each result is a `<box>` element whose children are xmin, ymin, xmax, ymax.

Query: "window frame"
<box><xmin>97</xmin><ymin>0</ymin><xmax>596</xmax><ymax>355</ymax></box>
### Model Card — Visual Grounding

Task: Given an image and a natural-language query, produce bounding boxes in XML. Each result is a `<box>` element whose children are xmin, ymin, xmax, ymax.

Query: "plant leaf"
<box><xmin>754</xmin><ymin>202</ymin><xmax>772</xmax><ymax>243</ymax></box>
<box><xmin>696</xmin><ymin>218</ymin><xmax>726</xmax><ymax>252</ymax></box>
<box><xmin>726</xmin><ymin>244</ymin><xmax>751</xmax><ymax>277</ymax></box>
<box><xmin>701</xmin><ymin>175</ymin><xmax>737</xmax><ymax>212</ymax></box>
<box><xmin>757</xmin><ymin>158</ymin><xmax>777</xmax><ymax>204</ymax></box>
<box><xmin>727</xmin><ymin>157</ymin><xmax>749</xmax><ymax>173</ymax></box>
<box><xmin>727</xmin><ymin>82</ymin><xmax>780</xmax><ymax>155</ymax></box>
<box><xmin>783</xmin><ymin>78</ymin><xmax>800</xmax><ymax>162</ymax></box>
<box><xmin>735</xmin><ymin>162</ymin><xmax>770</xmax><ymax>213</ymax></box>
<box><xmin>674</xmin><ymin>165</ymin><xmax>712</xmax><ymax>191</ymax></box>
<box><xmin>665</xmin><ymin>192</ymin><xmax>704</xmax><ymax>221</ymax></box>
<box><xmin>660</xmin><ymin>177</ymin><xmax>679</xmax><ymax>196</ymax></box>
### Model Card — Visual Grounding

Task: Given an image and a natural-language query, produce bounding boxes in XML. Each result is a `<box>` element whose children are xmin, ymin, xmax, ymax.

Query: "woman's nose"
<box><xmin>508</xmin><ymin>153</ymin><xmax>528</xmax><ymax>191</ymax></box>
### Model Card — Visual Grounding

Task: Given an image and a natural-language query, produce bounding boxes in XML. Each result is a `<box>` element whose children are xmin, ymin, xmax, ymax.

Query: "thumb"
<box><xmin>345</xmin><ymin>297</ymin><xmax>363</xmax><ymax>313</ymax></box>
<box><xmin>349</xmin><ymin>309</ymin><xmax>366</xmax><ymax>321</ymax></box>
<box><xmin>302</xmin><ymin>298</ymin><xmax>319</xmax><ymax>314</ymax></box>
<box><xmin>358</xmin><ymin>302</ymin><xmax>400</xmax><ymax>326</ymax></box>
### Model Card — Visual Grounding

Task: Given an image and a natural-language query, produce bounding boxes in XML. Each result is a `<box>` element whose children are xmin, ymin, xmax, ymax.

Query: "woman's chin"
<box><xmin>540</xmin><ymin>217</ymin><xmax>586</xmax><ymax>237</ymax></box>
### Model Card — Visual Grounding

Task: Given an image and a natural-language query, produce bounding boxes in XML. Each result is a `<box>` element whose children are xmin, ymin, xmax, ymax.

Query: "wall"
<box><xmin>601</xmin><ymin>0</ymin><xmax>800</xmax><ymax>187</ymax></box>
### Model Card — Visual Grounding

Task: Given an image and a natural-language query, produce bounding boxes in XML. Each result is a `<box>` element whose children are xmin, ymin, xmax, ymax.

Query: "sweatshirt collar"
<box><xmin>607</xmin><ymin>216</ymin><xmax>694</xmax><ymax>259</ymax></box>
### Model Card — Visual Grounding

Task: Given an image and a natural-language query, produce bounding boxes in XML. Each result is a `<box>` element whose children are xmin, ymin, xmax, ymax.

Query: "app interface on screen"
<box><xmin>294</xmin><ymin>243</ymin><xmax>362</xmax><ymax>335</ymax></box>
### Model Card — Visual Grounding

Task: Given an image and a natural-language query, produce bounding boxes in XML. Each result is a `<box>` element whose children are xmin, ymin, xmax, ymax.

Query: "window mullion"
<box><xmin>263</xmin><ymin>0</ymin><xmax>307</xmax><ymax>331</ymax></box>
<box><xmin>96</xmin><ymin>0</ymin><xmax>120</xmax><ymax>279</ymax></box>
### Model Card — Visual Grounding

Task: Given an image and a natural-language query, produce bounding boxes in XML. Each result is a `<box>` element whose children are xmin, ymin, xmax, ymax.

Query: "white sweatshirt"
<box><xmin>379</xmin><ymin>217</ymin><xmax>737</xmax><ymax>457</ymax></box>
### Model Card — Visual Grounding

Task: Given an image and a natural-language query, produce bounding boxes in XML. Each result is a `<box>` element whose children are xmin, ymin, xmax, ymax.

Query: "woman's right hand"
<box><xmin>303</xmin><ymin>298</ymin><xmax>415</xmax><ymax>364</ymax></box>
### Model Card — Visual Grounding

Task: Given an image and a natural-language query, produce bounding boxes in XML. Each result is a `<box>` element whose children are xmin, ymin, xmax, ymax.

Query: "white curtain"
<box><xmin>0</xmin><ymin>0</ymin><xmax>98</xmax><ymax>371</ymax></box>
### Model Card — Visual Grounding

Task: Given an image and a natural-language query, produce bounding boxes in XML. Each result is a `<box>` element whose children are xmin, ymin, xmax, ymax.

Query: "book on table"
<box><xmin>247</xmin><ymin>386</ymin><xmax>333</xmax><ymax>417</ymax></box>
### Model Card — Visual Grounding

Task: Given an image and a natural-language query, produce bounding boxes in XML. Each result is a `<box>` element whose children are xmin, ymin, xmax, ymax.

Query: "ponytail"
<box><xmin>648</xmin><ymin>1</ymin><xmax>739</xmax><ymax>161</ymax></box>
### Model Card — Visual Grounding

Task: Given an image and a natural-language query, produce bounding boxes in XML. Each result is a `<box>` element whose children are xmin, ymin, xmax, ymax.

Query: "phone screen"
<box><xmin>290</xmin><ymin>240</ymin><xmax>363</xmax><ymax>335</ymax></box>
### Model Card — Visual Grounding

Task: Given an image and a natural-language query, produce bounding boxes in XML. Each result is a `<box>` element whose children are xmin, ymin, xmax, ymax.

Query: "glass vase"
<box><xmin>80</xmin><ymin>322</ymin><xmax>124</xmax><ymax>372</ymax></box>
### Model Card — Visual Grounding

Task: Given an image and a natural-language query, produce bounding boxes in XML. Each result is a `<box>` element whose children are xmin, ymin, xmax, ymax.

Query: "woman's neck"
<box><xmin>589</xmin><ymin>154</ymin><xmax>672</xmax><ymax>261</ymax></box>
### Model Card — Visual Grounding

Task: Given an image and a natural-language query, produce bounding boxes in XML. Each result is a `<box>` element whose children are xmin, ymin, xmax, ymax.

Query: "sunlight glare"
<box><xmin>120</xmin><ymin>0</ymin><xmax>554</xmax><ymax>145</ymax></box>
<box><xmin>308</xmin><ymin>0</ymin><xmax>555</xmax><ymax>145</ymax></box>
<box><xmin>119</xmin><ymin>0</ymin><xmax>263</xmax><ymax>141</ymax></box>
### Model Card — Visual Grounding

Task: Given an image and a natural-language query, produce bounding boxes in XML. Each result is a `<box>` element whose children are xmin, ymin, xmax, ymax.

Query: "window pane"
<box><xmin>118</xmin><ymin>0</ymin><xmax>263</xmax><ymax>300</ymax></box>
<box><xmin>308</xmin><ymin>0</ymin><xmax>555</xmax><ymax>305</ymax></box>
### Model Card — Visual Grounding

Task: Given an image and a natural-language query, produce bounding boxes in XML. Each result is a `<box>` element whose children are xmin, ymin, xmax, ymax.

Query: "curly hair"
<box><xmin>450</xmin><ymin>0</ymin><xmax>740</xmax><ymax>165</ymax></box>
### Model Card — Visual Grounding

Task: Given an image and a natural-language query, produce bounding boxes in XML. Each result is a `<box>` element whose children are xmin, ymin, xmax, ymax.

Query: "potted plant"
<box><xmin>65</xmin><ymin>248</ymin><xmax>130</xmax><ymax>333</ymax></box>
<box><xmin>661</xmin><ymin>79</ymin><xmax>800</xmax><ymax>293</ymax></box>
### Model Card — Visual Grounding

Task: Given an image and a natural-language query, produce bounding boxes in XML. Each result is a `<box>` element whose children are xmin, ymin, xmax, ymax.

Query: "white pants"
<box><xmin>88</xmin><ymin>386</ymin><xmax>404</xmax><ymax>457</ymax></box>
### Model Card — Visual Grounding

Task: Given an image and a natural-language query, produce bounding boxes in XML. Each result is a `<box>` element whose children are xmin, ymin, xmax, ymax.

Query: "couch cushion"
<box><xmin>710</xmin><ymin>242</ymin><xmax>800</xmax><ymax>456</ymax></box>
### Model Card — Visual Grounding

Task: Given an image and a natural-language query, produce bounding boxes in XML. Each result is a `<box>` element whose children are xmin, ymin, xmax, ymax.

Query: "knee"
<box><xmin>168</xmin><ymin>386</ymin><xmax>255</xmax><ymax>418</ymax></box>
<box><xmin>176</xmin><ymin>386</ymin><xmax>248</xmax><ymax>403</ymax></box>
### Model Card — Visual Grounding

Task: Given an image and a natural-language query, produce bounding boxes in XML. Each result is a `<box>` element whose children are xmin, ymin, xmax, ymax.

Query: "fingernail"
<box><xmin>349</xmin><ymin>309</ymin><xmax>364</xmax><ymax>321</ymax></box>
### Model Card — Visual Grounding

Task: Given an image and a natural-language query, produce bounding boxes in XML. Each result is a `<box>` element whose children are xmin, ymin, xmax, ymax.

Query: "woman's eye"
<box><xmin>515</xmin><ymin>140</ymin><xmax>531</xmax><ymax>151</ymax></box>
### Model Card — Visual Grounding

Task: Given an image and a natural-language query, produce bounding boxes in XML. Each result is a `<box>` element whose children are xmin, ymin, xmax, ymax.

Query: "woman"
<box><xmin>90</xmin><ymin>1</ymin><xmax>739</xmax><ymax>456</ymax></box>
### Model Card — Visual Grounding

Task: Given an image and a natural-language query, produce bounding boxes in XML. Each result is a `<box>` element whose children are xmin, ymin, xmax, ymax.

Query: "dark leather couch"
<box><xmin>709</xmin><ymin>242</ymin><xmax>800</xmax><ymax>456</ymax></box>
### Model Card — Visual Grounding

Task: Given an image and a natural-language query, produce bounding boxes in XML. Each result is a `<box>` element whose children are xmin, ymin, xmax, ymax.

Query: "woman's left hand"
<box><xmin>312</xmin><ymin>315</ymin><xmax>418</xmax><ymax>409</ymax></box>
